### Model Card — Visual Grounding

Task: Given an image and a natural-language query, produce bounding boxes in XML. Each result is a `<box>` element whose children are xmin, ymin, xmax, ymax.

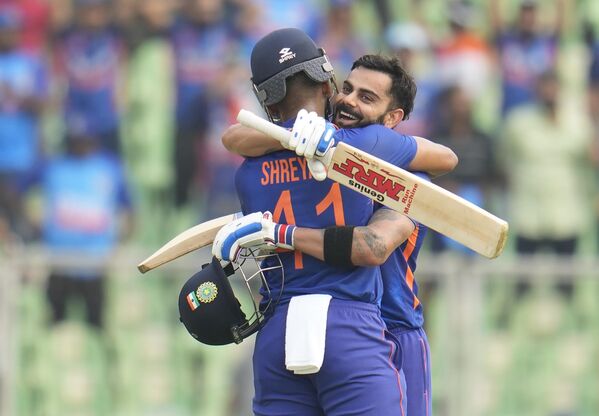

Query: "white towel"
<box><xmin>285</xmin><ymin>294</ymin><xmax>332</xmax><ymax>375</ymax></box>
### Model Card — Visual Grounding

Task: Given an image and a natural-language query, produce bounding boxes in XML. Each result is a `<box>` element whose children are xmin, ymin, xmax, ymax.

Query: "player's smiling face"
<box><xmin>333</xmin><ymin>66</ymin><xmax>400</xmax><ymax>129</ymax></box>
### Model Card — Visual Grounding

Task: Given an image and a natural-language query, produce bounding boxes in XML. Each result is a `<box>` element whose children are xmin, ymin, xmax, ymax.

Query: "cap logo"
<box><xmin>279</xmin><ymin>47</ymin><xmax>296</xmax><ymax>64</ymax></box>
<box><xmin>196</xmin><ymin>282</ymin><xmax>218</xmax><ymax>303</ymax></box>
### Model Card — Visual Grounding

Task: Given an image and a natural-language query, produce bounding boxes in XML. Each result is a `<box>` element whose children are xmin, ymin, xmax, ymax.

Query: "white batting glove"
<box><xmin>289</xmin><ymin>109</ymin><xmax>336</xmax><ymax>159</ymax></box>
<box><xmin>307</xmin><ymin>159</ymin><xmax>328</xmax><ymax>182</ymax></box>
<box><xmin>212</xmin><ymin>211</ymin><xmax>296</xmax><ymax>262</ymax></box>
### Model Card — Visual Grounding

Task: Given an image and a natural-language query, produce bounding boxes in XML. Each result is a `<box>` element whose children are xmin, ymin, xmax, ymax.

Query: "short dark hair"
<box><xmin>351</xmin><ymin>54</ymin><xmax>416</xmax><ymax>120</ymax></box>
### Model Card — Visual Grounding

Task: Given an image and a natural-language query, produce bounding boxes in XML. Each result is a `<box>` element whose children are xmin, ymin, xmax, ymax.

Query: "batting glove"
<box><xmin>289</xmin><ymin>109</ymin><xmax>336</xmax><ymax>159</ymax></box>
<box><xmin>212</xmin><ymin>211</ymin><xmax>296</xmax><ymax>262</ymax></box>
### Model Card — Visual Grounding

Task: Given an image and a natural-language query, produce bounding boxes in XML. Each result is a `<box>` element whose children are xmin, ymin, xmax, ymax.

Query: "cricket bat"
<box><xmin>137</xmin><ymin>213</ymin><xmax>240</xmax><ymax>273</ymax></box>
<box><xmin>237</xmin><ymin>109</ymin><xmax>508</xmax><ymax>259</ymax></box>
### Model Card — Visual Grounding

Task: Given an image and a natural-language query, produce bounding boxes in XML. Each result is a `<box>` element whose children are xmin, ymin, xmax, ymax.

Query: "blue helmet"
<box><xmin>250</xmin><ymin>28</ymin><xmax>335</xmax><ymax>111</ymax></box>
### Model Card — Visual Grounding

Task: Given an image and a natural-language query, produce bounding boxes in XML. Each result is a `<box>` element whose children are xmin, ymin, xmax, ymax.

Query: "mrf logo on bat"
<box><xmin>331</xmin><ymin>151</ymin><xmax>419</xmax><ymax>215</ymax></box>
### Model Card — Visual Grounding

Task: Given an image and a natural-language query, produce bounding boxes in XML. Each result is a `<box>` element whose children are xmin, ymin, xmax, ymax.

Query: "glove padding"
<box><xmin>289</xmin><ymin>109</ymin><xmax>335</xmax><ymax>158</ymax></box>
<box><xmin>307</xmin><ymin>159</ymin><xmax>328</xmax><ymax>182</ymax></box>
<box><xmin>288</xmin><ymin>109</ymin><xmax>336</xmax><ymax>181</ymax></box>
<box><xmin>212</xmin><ymin>211</ymin><xmax>296</xmax><ymax>262</ymax></box>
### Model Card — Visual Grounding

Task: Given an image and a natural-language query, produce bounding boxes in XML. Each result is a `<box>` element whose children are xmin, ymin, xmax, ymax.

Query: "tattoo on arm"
<box><xmin>362</xmin><ymin>228</ymin><xmax>387</xmax><ymax>260</ymax></box>
<box><xmin>352</xmin><ymin>208</ymin><xmax>413</xmax><ymax>265</ymax></box>
<box><xmin>354</xmin><ymin>228</ymin><xmax>388</xmax><ymax>263</ymax></box>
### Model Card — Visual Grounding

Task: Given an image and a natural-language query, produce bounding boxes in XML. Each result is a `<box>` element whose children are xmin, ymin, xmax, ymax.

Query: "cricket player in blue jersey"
<box><xmin>221</xmin><ymin>52</ymin><xmax>440</xmax><ymax>415</ymax></box>
<box><xmin>211</xmin><ymin>29</ymin><xmax>454</xmax><ymax>415</ymax></box>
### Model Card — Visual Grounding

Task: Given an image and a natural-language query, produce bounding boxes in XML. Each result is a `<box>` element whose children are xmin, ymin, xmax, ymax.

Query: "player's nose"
<box><xmin>340</xmin><ymin>92</ymin><xmax>358</xmax><ymax>108</ymax></box>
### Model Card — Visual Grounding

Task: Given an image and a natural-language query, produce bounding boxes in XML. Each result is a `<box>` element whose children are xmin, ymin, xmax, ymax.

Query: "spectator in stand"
<box><xmin>0</xmin><ymin>6</ymin><xmax>47</xmax><ymax>238</ymax></box>
<box><xmin>314</xmin><ymin>0</ymin><xmax>366</xmax><ymax>81</ymax></box>
<box><xmin>499</xmin><ymin>70</ymin><xmax>594</xmax><ymax>296</ymax></box>
<box><xmin>385</xmin><ymin>21</ymin><xmax>438</xmax><ymax>138</ymax></box>
<box><xmin>435</xmin><ymin>1</ymin><xmax>492</xmax><ymax>101</ymax></box>
<box><xmin>53</xmin><ymin>0</ymin><xmax>125</xmax><ymax>155</ymax></box>
<box><xmin>170</xmin><ymin>0</ymin><xmax>238</xmax><ymax>208</ymax></box>
<box><xmin>24</xmin><ymin>115</ymin><xmax>133</xmax><ymax>329</ymax></box>
<box><xmin>245</xmin><ymin>0</ymin><xmax>322</xmax><ymax>39</ymax></box>
<box><xmin>490</xmin><ymin>0</ymin><xmax>569</xmax><ymax>117</ymax></box>
<box><xmin>2</xmin><ymin>0</ymin><xmax>50</xmax><ymax>56</ymax></box>
<box><xmin>121</xmin><ymin>0</ymin><xmax>176</xmax><ymax>244</ymax></box>
<box><xmin>429</xmin><ymin>85</ymin><xmax>496</xmax><ymax>253</ymax></box>
<box><xmin>583</xmin><ymin>20</ymin><xmax>599</xmax><ymax>252</ymax></box>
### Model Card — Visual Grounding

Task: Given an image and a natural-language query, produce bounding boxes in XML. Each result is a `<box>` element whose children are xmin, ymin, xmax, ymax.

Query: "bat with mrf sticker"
<box><xmin>237</xmin><ymin>109</ymin><xmax>508</xmax><ymax>259</ymax></box>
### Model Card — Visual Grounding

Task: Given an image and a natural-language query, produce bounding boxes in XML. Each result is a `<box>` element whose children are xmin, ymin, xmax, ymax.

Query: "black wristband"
<box><xmin>323</xmin><ymin>226</ymin><xmax>355</xmax><ymax>268</ymax></box>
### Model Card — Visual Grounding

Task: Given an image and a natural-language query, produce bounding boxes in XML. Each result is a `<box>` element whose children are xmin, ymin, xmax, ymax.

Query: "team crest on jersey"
<box><xmin>279</xmin><ymin>48</ymin><xmax>296</xmax><ymax>63</ymax></box>
<box><xmin>196</xmin><ymin>282</ymin><xmax>218</xmax><ymax>303</ymax></box>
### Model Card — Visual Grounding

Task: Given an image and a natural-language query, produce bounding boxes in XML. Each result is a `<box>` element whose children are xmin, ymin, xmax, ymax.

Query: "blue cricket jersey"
<box><xmin>0</xmin><ymin>50</ymin><xmax>47</xmax><ymax>173</ymax></box>
<box><xmin>57</xmin><ymin>27</ymin><xmax>123</xmax><ymax>136</ymax></box>
<box><xmin>236</xmin><ymin>120</ymin><xmax>417</xmax><ymax>305</ymax></box>
<box><xmin>379</xmin><ymin>173</ymin><xmax>430</xmax><ymax>330</ymax></box>
<box><xmin>42</xmin><ymin>152</ymin><xmax>131</xmax><ymax>257</ymax></box>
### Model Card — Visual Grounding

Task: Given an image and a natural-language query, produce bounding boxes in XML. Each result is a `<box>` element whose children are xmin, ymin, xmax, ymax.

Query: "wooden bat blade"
<box><xmin>329</xmin><ymin>142</ymin><xmax>508</xmax><ymax>258</ymax></box>
<box><xmin>137</xmin><ymin>213</ymin><xmax>239</xmax><ymax>273</ymax></box>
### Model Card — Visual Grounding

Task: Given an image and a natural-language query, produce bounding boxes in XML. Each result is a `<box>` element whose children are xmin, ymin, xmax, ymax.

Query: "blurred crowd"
<box><xmin>0</xmin><ymin>0</ymin><xmax>598</xmax><ymax>320</ymax></box>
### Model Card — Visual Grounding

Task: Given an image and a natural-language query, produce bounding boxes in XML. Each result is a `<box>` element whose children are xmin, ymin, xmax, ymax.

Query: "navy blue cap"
<box><xmin>250</xmin><ymin>28</ymin><xmax>334</xmax><ymax>106</ymax></box>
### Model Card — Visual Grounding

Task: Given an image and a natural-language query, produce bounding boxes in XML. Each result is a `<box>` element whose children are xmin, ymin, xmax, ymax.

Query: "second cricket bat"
<box><xmin>237</xmin><ymin>109</ymin><xmax>508</xmax><ymax>259</ymax></box>
<box><xmin>138</xmin><ymin>213</ymin><xmax>239</xmax><ymax>273</ymax></box>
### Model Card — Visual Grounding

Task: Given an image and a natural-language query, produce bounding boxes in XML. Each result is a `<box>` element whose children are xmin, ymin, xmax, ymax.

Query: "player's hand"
<box><xmin>212</xmin><ymin>211</ymin><xmax>296</xmax><ymax>262</ymax></box>
<box><xmin>289</xmin><ymin>109</ymin><xmax>336</xmax><ymax>159</ymax></box>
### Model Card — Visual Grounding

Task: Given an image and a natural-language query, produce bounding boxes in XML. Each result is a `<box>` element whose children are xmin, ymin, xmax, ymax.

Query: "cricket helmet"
<box><xmin>250</xmin><ymin>28</ymin><xmax>335</xmax><ymax>109</ymax></box>
<box><xmin>178</xmin><ymin>250</ymin><xmax>282</xmax><ymax>346</ymax></box>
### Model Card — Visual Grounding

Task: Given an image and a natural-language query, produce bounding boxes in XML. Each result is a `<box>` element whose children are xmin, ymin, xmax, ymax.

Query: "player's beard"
<box><xmin>334</xmin><ymin>103</ymin><xmax>388</xmax><ymax>128</ymax></box>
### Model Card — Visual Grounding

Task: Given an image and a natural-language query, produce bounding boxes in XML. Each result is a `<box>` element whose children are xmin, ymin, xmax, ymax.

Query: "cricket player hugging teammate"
<box><xmin>138</xmin><ymin>28</ymin><xmax>508</xmax><ymax>416</ymax></box>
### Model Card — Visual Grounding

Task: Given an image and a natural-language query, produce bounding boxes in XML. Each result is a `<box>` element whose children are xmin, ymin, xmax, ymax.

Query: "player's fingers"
<box><xmin>304</xmin><ymin>118</ymin><xmax>326</xmax><ymax>159</ymax></box>
<box><xmin>296</xmin><ymin>112</ymin><xmax>318</xmax><ymax>156</ymax></box>
<box><xmin>289</xmin><ymin>109</ymin><xmax>309</xmax><ymax>150</ymax></box>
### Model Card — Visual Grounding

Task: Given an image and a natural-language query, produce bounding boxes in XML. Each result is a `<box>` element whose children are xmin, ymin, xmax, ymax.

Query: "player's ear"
<box><xmin>322</xmin><ymin>81</ymin><xmax>333</xmax><ymax>99</ymax></box>
<box><xmin>383</xmin><ymin>108</ymin><xmax>404</xmax><ymax>129</ymax></box>
<box><xmin>267</xmin><ymin>104</ymin><xmax>282</xmax><ymax>122</ymax></box>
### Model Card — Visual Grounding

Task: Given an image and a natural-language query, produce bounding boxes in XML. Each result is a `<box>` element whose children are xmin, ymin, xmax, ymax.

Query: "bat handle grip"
<box><xmin>237</xmin><ymin>109</ymin><xmax>291</xmax><ymax>144</ymax></box>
